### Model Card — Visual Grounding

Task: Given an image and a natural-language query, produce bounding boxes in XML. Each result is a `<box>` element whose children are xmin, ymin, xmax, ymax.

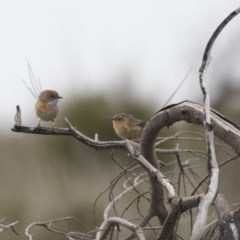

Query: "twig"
<box><xmin>96</xmin><ymin>217</ymin><xmax>146</xmax><ymax>240</ymax></box>
<box><xmin>162</xmin><ymin>67</ymin><xmax>192</xmax><ymax>107</ymax></box>
<box><xmin>93</xmin><ymin>162</ymin><xmax>141</xmax><ymax>225</ymax></box>
<box><xmin>96</xmin><ymin>180</ymin><xmax>145</xmax><ymax>240</ymax></box>
<box><xmin>0</xmin><ymin>218</ymin><xmax>18</xmax><ymax>235</ymax></box>
<box><xmin>191</xmin><ymin>154</ymin><xmax>240</xmax><ymax>196</ymax></box>
<box><xmin>25</xmin><ymin>216</ymin><xmax>91</xmax><ymax>240</ymax></box>
<box><xmin>103</xmin><ymin>178</ymin><xmax>145</xmax><ymax>221</ymax></box>
<box><xmin>129</xmin><ymin>148</ymin><xmax>176</xmax><ymax>200</ymax></box>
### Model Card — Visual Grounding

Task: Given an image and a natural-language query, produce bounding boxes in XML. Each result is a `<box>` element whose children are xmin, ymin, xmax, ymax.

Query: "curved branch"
<box><xmin>140</xmin><ymin>100</ymin><xmax>240</xmax><ymax>226</ymax></box>
<box><xmin>199</xmin><ymin>7</ymin><xmax>240</xmax><ymax>73</ymax></box>
<box><xmin>193</xmin><ymin>7</ymin><xmax>240</xmax><ymax>240</ymax></box>
<box><xmin>0</xmin><ymin>218</ymin><xmax>18</xmax><ymax>235</ymax></box>
<box><xmin>96</xmin><ymin>217</ymin><xmax>146</xmax><ymax>240</ymax></box>
<box><xmin>141</xmin><ymin>100</ymin><xmax>240</xmax><ymax>156</ymax></box>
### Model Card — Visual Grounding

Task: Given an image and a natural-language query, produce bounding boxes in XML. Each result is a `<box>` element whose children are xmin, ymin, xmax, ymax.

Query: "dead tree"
<box><xmin>11</xmin><ymin>6</ymin><xmax>240</xmax><ymax>240</ymax></box>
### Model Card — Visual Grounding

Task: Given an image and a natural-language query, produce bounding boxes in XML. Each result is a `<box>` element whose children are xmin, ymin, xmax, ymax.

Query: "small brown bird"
<box><xmin>35</xmin><ymin>90</ymin><xmax>62</xmax><ymax>128</ymax></box>
<box><xmin>111</xmin><ymin>113</ymin><xmax>146</xmax><ymax>141</ymax></box>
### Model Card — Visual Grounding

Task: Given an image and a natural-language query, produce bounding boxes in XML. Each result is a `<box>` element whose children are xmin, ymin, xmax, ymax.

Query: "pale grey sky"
<box><xmin>1</xmin><ymin>0</ymin><xmax>240</xmax><ymax>133</ymax></box>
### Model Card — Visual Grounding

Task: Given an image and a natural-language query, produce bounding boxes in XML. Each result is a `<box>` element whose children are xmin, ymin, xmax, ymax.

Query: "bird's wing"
<box><xmin>132</xmin><ymin>119</ymin><xmax>146</xmax><ymax>127</ymax></box>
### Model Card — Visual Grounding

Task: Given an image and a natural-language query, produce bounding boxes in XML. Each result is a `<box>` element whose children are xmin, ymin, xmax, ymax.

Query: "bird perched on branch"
<box><xmin>35</xmin><ymin>90</ymin><xmax>62</xmax><ymax>128</ymax></box>
<box><xmin>111</xmin><ymin>113</ymin><xmax>146</xmax><ymax>141</ymax></box>
<box><xmin>22</xmin><ymin>62</ymin><xmax>63</xmax><ymax>129</ymax></box>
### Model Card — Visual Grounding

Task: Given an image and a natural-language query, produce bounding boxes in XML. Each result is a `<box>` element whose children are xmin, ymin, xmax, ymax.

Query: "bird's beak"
<box><xmin>57</xmin><ymin>96</ymin><xmax>63</xmax><ymax>99</ymax></box>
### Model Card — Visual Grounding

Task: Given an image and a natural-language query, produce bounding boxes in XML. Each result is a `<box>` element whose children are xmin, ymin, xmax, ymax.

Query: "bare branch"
<box><xmin>199</xmin><ymin>7</ymin><xmax>240</xmax><ymax>73</ymax></box>
<box><xmin>191</xmin><ymin>154</ymin><xmax>240</xmax><ymax>196</ymax></box>
<box><xmin>141</xmin><ymin>101</ymin><xmax>240</xmax><ymax>156</ymax></box>
<box><xmin>214</xmin><ymin>194</ymin><xmax>239</xmax><ymax>240</ymax></box>
<box><xmin>0</xmin><ymin>218</ymin><xmax>18</xmax><ymax>235</ymax></box>
<box><xmin>12</xmin><ymin>117</ymin><xmax>127</xmax><ymax>150</ymax></box>
<box><xmin>162</xmin><ymin>66</ymin><xmax>192</xmax><ymax>107</ymax></box>
<box><xmin>191</xmin><ymin>7</ymin><xmax>240</xmax><ymax>240</ymax></box>
<box><xmin>97</xmin><ymin>217</ymin><xmax>146</xmax><ymax>240</ymax></box>
<box><xmin>102</xmin><ymin>177</ymin><xmax>145</xmax><ymax>221</ymax></box>
<box><xmin>157</xmin><ymin>195</ymin><xmax>203</xmax><ymax>240</ymax></box>
<box><xmin>129</xmin><ymin>150</ymin><xmax>176</xmax><ymax>199</ymax></box>
<box><xmin>12</xmin><ymin>101</ymin><xmax>240</xmax><ymax>153</ymax></box>
<box><xmin>25</xmin><ymin>216</ymin><xmax>92</xmax><ymax>240</ymax></box>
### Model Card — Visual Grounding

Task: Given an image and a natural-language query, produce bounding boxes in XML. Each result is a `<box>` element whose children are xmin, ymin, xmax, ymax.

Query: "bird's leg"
<box><xmin>50</xmin><ymin>121</ymin><xmax>55</xmax><ymax>133</ymax></box>
<box><xmin>34</xmin><ymin>119</ymin><xmax>41</xmax><ymax>132</ymax></box>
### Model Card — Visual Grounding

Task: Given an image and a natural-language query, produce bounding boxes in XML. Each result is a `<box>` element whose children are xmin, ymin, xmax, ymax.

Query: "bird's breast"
<box><xmin>35</xmin><ymin>100</ymin><xmax>59</xmax><ymax>122</ymax></box>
